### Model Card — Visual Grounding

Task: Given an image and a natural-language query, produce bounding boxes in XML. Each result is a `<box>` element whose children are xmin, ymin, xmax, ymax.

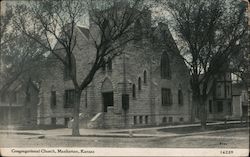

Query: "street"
<box><xmin>0</xmin><ymin>128</ymin><xmax>248</xmax><ymax>148</ymax></box>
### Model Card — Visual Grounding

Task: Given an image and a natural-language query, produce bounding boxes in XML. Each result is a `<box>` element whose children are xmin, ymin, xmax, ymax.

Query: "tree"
<box><xmin>0</xmin><ymin>4</ymin><xmax>46</xmax><ymax>98</ymax></box>
<box><xmin>13</xmin><ymin>0</ymin><xmax>145</xmax><ymax>135</ymax></box>
<box><xmin>155</xmin><ymin>0</ymin><xmax>248</xmax><ymax>129</ymax></box>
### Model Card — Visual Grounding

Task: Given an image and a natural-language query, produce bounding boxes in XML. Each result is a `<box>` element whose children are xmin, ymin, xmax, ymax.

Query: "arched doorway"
<box><xmin>101</xmin><ymin>79</ymin><xmax>114</xmax><ymax>112</ymax></box>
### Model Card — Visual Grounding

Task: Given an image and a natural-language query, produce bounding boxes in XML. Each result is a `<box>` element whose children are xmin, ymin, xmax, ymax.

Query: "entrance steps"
<box><xmin>87</xmin><ymin>112</ymin><xmax>103</xmax><ymax>128</ymax></box>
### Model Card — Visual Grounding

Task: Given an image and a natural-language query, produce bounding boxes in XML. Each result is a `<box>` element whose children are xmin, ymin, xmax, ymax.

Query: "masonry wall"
<box><xmin>39</xmin><ymin>16</ymin><xmax>192</xmax><ymax>128</ymax></box>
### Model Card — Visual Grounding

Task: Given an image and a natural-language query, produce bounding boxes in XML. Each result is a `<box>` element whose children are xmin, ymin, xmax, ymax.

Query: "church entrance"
<box><xmin>101</xmin><ymin>78</ymin><xmax>114</xmax><ymax>113</ymax></box>
<box><xmin>102</xmin><ymin>92</ymin><xmax>114</xmax><ymax>112</ymax></box>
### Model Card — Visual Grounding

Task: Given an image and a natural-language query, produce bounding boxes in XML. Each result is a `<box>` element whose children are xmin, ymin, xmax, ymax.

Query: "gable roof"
<box><xmin>77</xmin><ymin>26</ymin><xmax>90</xmax><ymax>39</ymax></box>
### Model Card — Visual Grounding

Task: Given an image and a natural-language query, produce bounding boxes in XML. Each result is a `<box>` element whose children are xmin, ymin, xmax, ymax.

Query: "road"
<box><xmin>0</xmin><ymin>128</ymin><xmax>248</xmax><ymax>148</ymax></box>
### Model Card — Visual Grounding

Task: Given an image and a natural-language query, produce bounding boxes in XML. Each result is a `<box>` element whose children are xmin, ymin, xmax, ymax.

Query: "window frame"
<box><xmin>160</xmin><ymin>52</ymin><xmax>171</xmax><ymax>79</ymax></box>
<box><xmin>50</xmin><ymin>91</ymin><xmax>57</xmax><ymax>108</ymax></box>
<box><xmin>161</xmin><ymin>88</ymin><xmax>172</xmax><ymax>106</ymax></box>
<box><xmin>64</xmin><ymin>89</ymin><xmax>76</xmax><ymax>108</ymax></box>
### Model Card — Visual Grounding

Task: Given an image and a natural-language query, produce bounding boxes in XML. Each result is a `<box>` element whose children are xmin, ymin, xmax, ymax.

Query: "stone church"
<box><xmin>38</xmin><ymin>5</ymin><xmax>192</xmax><ymax>128</ymax></box>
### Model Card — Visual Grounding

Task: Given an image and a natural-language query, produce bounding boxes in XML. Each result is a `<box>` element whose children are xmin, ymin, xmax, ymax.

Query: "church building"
<box><xmin>38</xmin><ymin>4</ymin><xmax>192</xmax><ymax>128</ymax></box>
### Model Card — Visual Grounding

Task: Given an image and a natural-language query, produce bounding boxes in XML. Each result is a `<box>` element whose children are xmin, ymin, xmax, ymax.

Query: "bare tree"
<box><xmin>0</xmin><ymin>4</ymin><xmax>46</xmax><ymax>98</ymax></box>
<box><xmin>155</xmin><ymin>0</ymin><xmax>248</xmax><ymax>129</ymax></box>
<box><xmin>13</xmin><ymin>0</ymin><xmax>145</xmax><ymax>135</ymax></box>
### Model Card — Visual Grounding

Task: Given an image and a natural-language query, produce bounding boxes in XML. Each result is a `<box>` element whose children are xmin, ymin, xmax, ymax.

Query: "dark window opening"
<box><xmin>217</xmin><ymin>101</ymin><xmax>223</xmax><ymax>113</ymax></box>
<box><xmin>122</xmin><ymin>94</ymin><xmax>129</xmax><ymax>110</ymax></box>
<box><xmin>102</xmin><ymin>64</ymin><xmax>106</xmax><ymax>72</ymax></box>
<box><xmin>179</xmin><ymin>117</ymin><xmax>184</xmax><ymax>122</ymax></box>
<box><xmin>51</xmin><ymin>91</ymin><xmax>56</xmax><ymax>108</ymax></box>
<box><xmin>134</xmin><ymin>19</ymin><xmax>142</xmax><ymax>42</ymax></box>
<box><xmin>139</xmin><ymin>116</ymin><xmax>143</xmax><ymax>124</ymax></box>
<box><xmin>228</xmin><ymin>102</ymin><xmax>232</xmax><ymax>115</ymax></box>
<box><xmin>134</xmin><ymin>116</ymin><xmax>137</xmax><ymax>124</ymax></box>
<box><xmin>178</xmin><ymin>89</ymin><xmax>183</xmax><ymax>105</ymax></box>
<box><xmin>162</xmin><ymin>88</ymin><xmax>172</xmax><ymax>106</ymax></box>
<box><xmin>64</xmin><ymin>89</ymin><xmax>76</xmax><ymax>108</ymax></box>
<box><xmin>145</xmin><ymin>115</ymin><xmax>148</xmax><ymax>124</ymax></box>
<box><xmin>107</xmin><ymin>59</ymin><xmax>112</xmax><ymax>71</ymax></box>
<box><xmin>102</xmin><ymin>92</ymin><xmax>114</xmax><ymax>112</ymax></box>
<box><xmin>162</xmin><ymin>117</ymin><xmax>167</xmax><ymax>123</ymax></box>
<box><xmin>143</xmin><ymin>71</ymin><xmax>147</xmax><ymax>84</ymax></box>
<box><xmin>138</xmin><ymin>77</ymin><xmax>141</xmax><ymax>90</ymax></box>
<box><xmin>160</xmin><ymin>52</ymin><xmax>171</xmax><ymax>79</ymax></box>
<box><xmin>132</xmin><ymin>84</ymin><xmax>136</xmax><ymax>98</ymax></box>
<box><xmin>168</xmin><ymin>117</ymin><xmax>173</xmax><ymax>123</ymax></box>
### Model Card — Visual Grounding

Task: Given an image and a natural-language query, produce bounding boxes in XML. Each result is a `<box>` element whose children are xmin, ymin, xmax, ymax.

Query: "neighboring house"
<box><xmin>232</xmin><ymin>83</ymin><xmax>248</xmax><ymax>119</ymax></box>
<box><xmin>0</xmin><ymin>80</ymin><xmax>39</xmax><ymax>127</ymax></box>
<box><xmin>38</xmin><ymin>4</ymin><xmax>192</xmax><ymax>128</ymax></box>
<box><xmin>207</xmin><ymin>72</ymin><xmax>233</xmax><ymax>120</ymax></box>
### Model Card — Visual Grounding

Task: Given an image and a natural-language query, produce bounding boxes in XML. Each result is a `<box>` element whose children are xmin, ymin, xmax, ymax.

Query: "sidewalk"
<box><xmin>0</xmin><ymin>120</ymin><xmax>248</xmax><ymax>139</ymax></box>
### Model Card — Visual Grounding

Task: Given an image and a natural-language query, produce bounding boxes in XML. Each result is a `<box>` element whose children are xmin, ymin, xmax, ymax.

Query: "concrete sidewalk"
<box><xmin>0</xmin><ymin>120</ymin><xmax>248</xmax><ymax>140</ymax></box>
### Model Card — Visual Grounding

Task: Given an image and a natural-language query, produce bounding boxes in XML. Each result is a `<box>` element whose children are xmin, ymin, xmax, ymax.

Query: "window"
<box><xmin>132</xmin><ymin>84</ymin><xmax>136</xmax><ymax>98</ymax></box>
<box><xmin>50</xmin><ymin>91</ymin><xmax>56</xmax><ymax>108</ymax></box>
<box><xmin>217</xmin><ymin>84</ymin><xmax>222</xmax><ymax>97</ymax></box>
<box><xmin>143</xmin><ymin>71</ymin><xmax>147</xmax><ymax>84</ymax></box>
<box><xmin>168</xmin><ymin>117</ymin><xmax>173</xmax><ymax>123</ymax></box>
<box><xmin>145</xmin><ymin>116</ymin><xmax>148</xmax><ymax>124</ymax></box>
<box><xmin>102</xmin><ymin>64</ymin><xmax>106</xmax><ymax>72</ymax></box>
<box><xmin>138</xmin><ymin>77</ymin><xmax>141</xmax><ymax>90</ymax></box>
<box><xmin>161</xmin><ymin>52</ymin><xmax>171</xmax><ymax>79</ymax></box>
<box><xmin>134</xmin><ymin>19</ymin><xmax>142</xmax><ymax>42</ymax></box>
<box><xmin>209</xmin><ymin>100</ymin><xmax>212</xmax><ymax>113</ymax></box>
<box><xmin>64</xmin><ymin>55</ymin><xmax>76</xmax><ymax>80</ymax></box>
<box><xmin>178</xmin><ymin>90</ymin><xmax>183</xmax><ymax>105</ymax></box>
<box><xmin>107</xmin><ymin>59</ymin><xmax>112</xmax><ymax>71</ymax></box>
<box><xmin>161</xmin><ymin>30</ymin><xmax>168</xmax><ymax>41</ymax></box>
<box><xmin>226</xmin><ymin>85</ymin><xmax>230</xmax><ymax>97</ymax></box>
<box><xmin>217</xmin><ymin>101</ymin><xmax>223</xmax><ymax>113</ymax></box>
<box><xmin>161</xmin><ymin>88</ymin><xmax>172</xmax><ymax>106</ymax></box>
<box><xmin>179</xmin><ymin>117</ymin><xmax>184</xmax><ymax>122</ymax></box>
<box><xmin>162</xmin><ymin>117</ymin><xmax>167</xmax><ymax>123</ymax></box>
<box><xmin>228</xmin><ymin>102</ymin><xmax>232</xmax><ymax>115</ymax></box>
<box><xmin>139</xmin><ymin>116</ymin><xmax>143</xmax><ymax>124</ymax></box>
<box><xmin>64</xmin><ymin>89</ymin><xmax>76</xmax><ymax>108</ymax></box>
<box><xmin>133</xmin><ymin>116</ymin><xmax>137</xmax><ymax>124</ymax></box>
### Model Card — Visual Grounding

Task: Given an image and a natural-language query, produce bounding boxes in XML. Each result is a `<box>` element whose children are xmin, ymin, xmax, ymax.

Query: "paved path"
<box><xmin>0</xmin><ymin>121</ymin><xmax>248</xmax><ymax>139</ymax></box>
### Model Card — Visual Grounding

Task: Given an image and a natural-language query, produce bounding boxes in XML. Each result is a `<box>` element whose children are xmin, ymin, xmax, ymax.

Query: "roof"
<box><xmin>77</xmin><ymin>26</ymin><xmax>90</xmax><ymax>39</ymax></box>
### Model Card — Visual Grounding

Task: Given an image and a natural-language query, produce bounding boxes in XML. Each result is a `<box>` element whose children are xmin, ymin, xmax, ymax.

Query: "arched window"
<box><xmin>107</xmin><ymin>58</ymin><xmax>112</xmax><ymax>71</ymax></box>
<box><xmin>138</xmin><ymin>77</ymin><xmax>141</xmax><ymax>90</ymax></box>
<box><xmin>132</xmin><ymin>84</ymin><xmax>136</xmax><ymax>98</ymax></box>
<box><xmin>143</xmin><ymin>70</ymin><xmax>147</xmax><ymax>84</ymax></box>
<box><xmin>160</xmin><ymin>52</ymin><xmax>171</xmax><ymax>79</ymax></box>
<box><xmin>64</xmin><ymin>54</ymin><xmax>76</xmax><ymax>80</ymax></box>
<box><xmin>178</xmin><ymin>89</ymin><xmax>183</xmax><ymax>105</ymax></box>
<box><xmin>134</xmin><ymin>19</ymin><xmax>142</xmax><ymax>41</ymax></box>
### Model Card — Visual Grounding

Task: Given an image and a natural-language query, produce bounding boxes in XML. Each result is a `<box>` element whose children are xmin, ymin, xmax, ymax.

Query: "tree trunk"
<box><xmin>191</xmin><ymin>95</ymin><xmax>198</xmax><ymax>122</ymax></box>
<box><xmin>200</xmin><ymin>100</ymin><xmax>207</xmax><ymax>130</ymax></box>
<box><xmin>193</xmin><ymin>95</ymin><xmax>207</xmax><ymax>129</ymax></box>
<box><xmin>72</xmin><ymin>90</ymin><xmax>81</xmax><ymax>136</ymax></box>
